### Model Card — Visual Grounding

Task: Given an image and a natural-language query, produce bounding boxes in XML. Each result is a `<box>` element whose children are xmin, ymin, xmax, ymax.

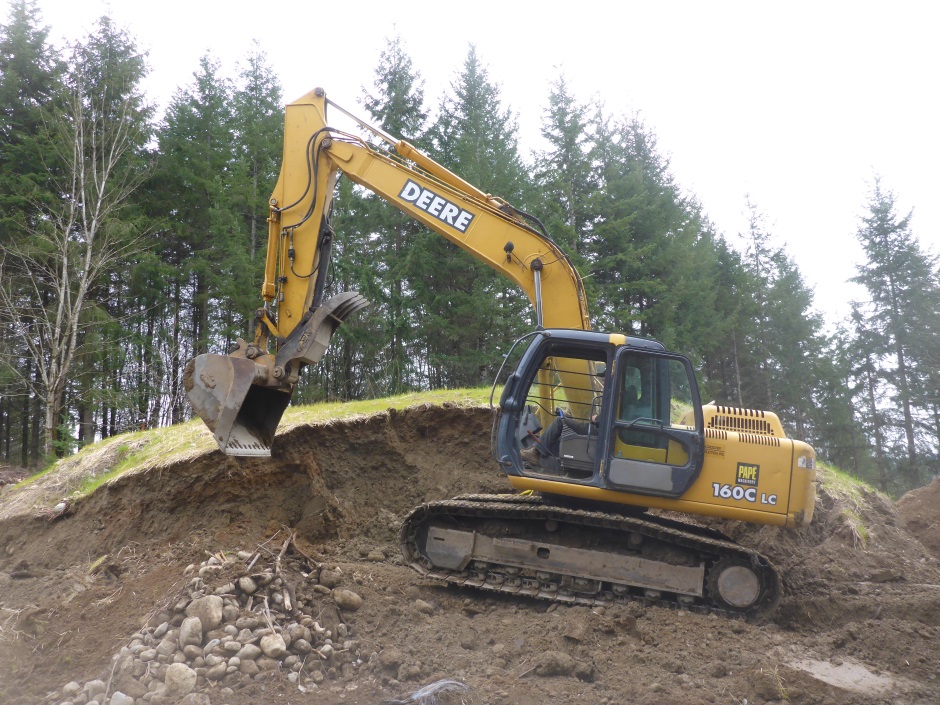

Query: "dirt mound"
<box><xmin>898</xmin><ymin>476</ymin><xmax>940</xmax><ymax>558</ymax></box>
<box><xmin>1</xmin><ymin>404</ymin><xmax>939</xmax><ymax>705</ymax></box>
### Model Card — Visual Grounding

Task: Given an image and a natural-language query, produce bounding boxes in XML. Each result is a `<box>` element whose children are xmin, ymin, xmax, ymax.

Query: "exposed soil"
<box><xmin>898</xmin><ymin>478</ymin><xmax>940</xmax><ymax>560</ymax></box>
<box><xmin>1</xmin><ymin>404</ymin><xmax>939</xmax><ymax>705</ymax></box>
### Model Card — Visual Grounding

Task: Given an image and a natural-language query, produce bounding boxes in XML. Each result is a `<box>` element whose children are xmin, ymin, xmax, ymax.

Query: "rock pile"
<box><xmin>50</xmin><ymin>538</ymin><xmax>366</xmax><ymax>705</ymax></box>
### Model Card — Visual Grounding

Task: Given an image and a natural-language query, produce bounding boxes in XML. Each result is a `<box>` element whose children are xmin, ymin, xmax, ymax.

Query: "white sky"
<box><xmin>27</xmin><ymin>0</ymin><xmax>940</xmax><ymax>330</ymax></box>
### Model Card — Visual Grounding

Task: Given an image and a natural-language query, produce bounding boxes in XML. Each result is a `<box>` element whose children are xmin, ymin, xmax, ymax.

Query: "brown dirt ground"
<box><xmin>1</xmin><ymin>404</ymin><xmax>939</xmax><ymax>705</ymax></box>
<box><xmin>898</xmin><ymin>478</ymin><xmax>940</xmax><ymax>560</ymax></box>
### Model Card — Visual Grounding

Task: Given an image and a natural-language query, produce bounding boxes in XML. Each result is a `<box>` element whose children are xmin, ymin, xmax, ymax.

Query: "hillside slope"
<box><xmin>1</xmin><ymin>400</ymin><xmax>938</xmax><ymax>705</ymax></box>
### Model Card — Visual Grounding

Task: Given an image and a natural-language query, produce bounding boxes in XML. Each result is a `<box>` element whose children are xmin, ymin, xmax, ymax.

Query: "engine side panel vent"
<box><xmin>705</xmin><ymin>428</ymin><xmax>729</xmax><ymax>441</ymax></box>
<box><xmin>703</xmin><ymin>404</ymin><xmax>787</xmax><ymax>438</ymax></box>
<box><xmin>739</xmin><ymin>433</ymin><xmax>782</xmax><ymax>447</ymax></box>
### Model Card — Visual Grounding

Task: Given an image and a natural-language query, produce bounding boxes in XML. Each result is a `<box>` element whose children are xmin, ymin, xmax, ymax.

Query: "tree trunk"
<box><xmin>171</xmin><ymin>279</ymin><xmax>182</xmax><ymax>425</ymax></box>
<box><xmin>29</xmin><ymin>367</ymin><xmax>42</xmax><ymax>464</ymax></box>
<box><xmin>79</xmin><ymin>403</ymin><xmax>94</xmax><ymax>446</ymax></box>
<box><xmin>20</xmin><ymin>389</ymin><xmax>30</xmax><ymax>467</ymax></box>
<box><xmin>865</xmin><ymin>356</ymin><xmax>888</xmax><ymax>493</ymax></box>
<box><xmin>893</xmin><ymin>339</ymin><xmax>918</xmax><ymax>478</ymax></box>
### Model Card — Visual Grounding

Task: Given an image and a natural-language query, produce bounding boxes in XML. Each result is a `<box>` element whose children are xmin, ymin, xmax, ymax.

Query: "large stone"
<box><xmin>236</xmin><ymin>643</ymin><xmax>262</xmax><ymax>661</ymax></box>
<box><xmin>108</xmin><ymin>692</ymin><xmax>135</xmax><ymax>705</ymax></box>
<box><xmin>318</xmin><ymin>569</ymin><xmax>342</xmax><ymax>589</ymax></box>
<box><xmin>164</xmin><ymin>663</ymin><xmax>198</xmax><ymax>696</ymax></box>
<box><xmin>153</xmin><ymin>622</ymin><xmax>169</xmax><ymax>639</ymax></box>
<box><xmin>83</xmin><ymin>680</ymin><xmax>107</xmax><ymax>697</ymax></box>
<box><xmin>260</xmin><ymin>633</ymin><xmax>288</xmax><ymax>659</ymax></box>
<box><xmin>379</xmin><ymin>647</ymin><xmax>405</xmax><ymax>670</ymax></box>
<box><xmin>234</xmin><ymin>616</ymin><xmax>259</xmax><ymax>630</ymax></box>
<box><xmin>237</xmin><ymin>576</ymin><xmax>258</xmax><ymax>594</ymax></box>
<box><xmin>239</xmin><ymin>658</ymin><xmax>260</xmax><ymax>677</ymax></box>
<box><xmin>178</xmin><ymin>694</ymin><xmax>211</xmax><ymax>705</ymax></box>
<box><xmin>332</xmin><ymin>589</ymin><xmax>363</xmax><ymax>612</ymax></box>
<box><xmin>115</xmin><ymin>677</ymin><xmax>148</xmax><ymax>699</ymax></box>
<box><xmin>562</xmin><ymin>615</ymin><xmax>591</xmax><ymax>643</ymax></box>
<box><xmin>205</xmin><ymin>663</ymin><xmax>227</xmax><ymax>681</ymax></box>
<box><xmin>185</xmin><ymin>595</ymin><xmax>224</xmax><ymax>630</ymax></box>
<box><xmin>535</xmin><ymin>650</ymin><xmax>576</xmax><ymax>677</ymax></box>
<box><xmin>222</xmin><ymin>604</ymin><xmax>239</xmax><ymax>623</ymax></box>
<box><xmin>156</xmin><ymin>636</ymin><xmax>179</xmax><ymax>658</ymax></box>
<box><xmin>257</xmin><ymin>657</ymin><xmax>280</xmax><ymax>671</ymax></box>
<box><xmin>532</xmin><ymin>650</ymin><xmax>593</xmax><ymax>681</ymax></box>
<box><xmin>291</xmin><ymin>638</ymin><xmax>313</xmax><ymax>654</ymax></box>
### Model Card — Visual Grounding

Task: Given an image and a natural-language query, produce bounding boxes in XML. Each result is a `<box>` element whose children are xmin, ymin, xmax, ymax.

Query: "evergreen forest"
<box><xmin>1</xmin><ymin>2</ymin><xmax>938</xmax><ymax>495</ymax></box>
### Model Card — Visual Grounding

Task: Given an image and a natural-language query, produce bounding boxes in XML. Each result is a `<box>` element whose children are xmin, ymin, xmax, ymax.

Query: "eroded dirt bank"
<box><xmin>1</xmin><ymin>404</ymin><xmax>939</xmax><ymax>705</ymax></box>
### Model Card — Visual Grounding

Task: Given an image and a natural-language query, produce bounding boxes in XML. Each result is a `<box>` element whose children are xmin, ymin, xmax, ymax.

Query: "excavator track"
<box><xmin>400</xmin><ymin>494</ymin><xmax>780</xmax><ymax>619</ymax></box>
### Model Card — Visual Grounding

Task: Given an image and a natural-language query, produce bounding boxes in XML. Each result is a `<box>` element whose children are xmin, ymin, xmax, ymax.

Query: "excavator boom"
<box><xmin>186</xmin><ymin>87</ymin><xmax>590</xmax><ymax>455</ymax></box>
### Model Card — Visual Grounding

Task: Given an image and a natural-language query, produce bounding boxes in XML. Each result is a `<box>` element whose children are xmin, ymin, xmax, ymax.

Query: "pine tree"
<box><xmin>809</xmin><ymin>331</ymin><xmax>870</xmax><ymax>476</ymax></box>
<box><xmin>0</xmin><ymin>0</ymin><xmax>62</xmax><ymax>224</ymax></box>
<box><xmin>233</xmin><ymin>42</ymin><xmax>283</xmax><ymax>263</ymax></box>
<box><xmin>147</xmin><ymin>55</ymin><xmax>240</xmax><ymax>422</ymax></box>
<box><xmin>533</xmin><ymin>75</ymin><xmax>596</xmax><ymax>260</ymax></box>
<box><xmin>851</xmin><ymin>178</ymin><xmax>939</xmax><ymax>487</ymax></box>
<box><xmin>413</xmin><ymin>46</ymin><xmax>532</xmax><ymax>388</ymax></box>
<box><xmin>699</xmin><ymin>236</ymin><xmax>753</xmax><ymax>406</ymax></box>
<box><xmin>587</xmin><ymin>111</ymin><xmax>717</xmax><ymax>356</ymax></box>
<box><xmin>357</xmin><ymin>35</ymin><xmax>428</xmax><ymax>395</ymax></box>
<box><xmin>155</xmin><ymin>55</ymin><xmax>239</xmax><ymax>353</ymax></box>
<box><xmin>0</xmin><ymin>0</ymin><xmax>63</xmax><ymax>463</ymax></box>
<box><xmin>733</xmin><ymin>200</ymin><xmax>831</xmax><ymax>440</ymax></box>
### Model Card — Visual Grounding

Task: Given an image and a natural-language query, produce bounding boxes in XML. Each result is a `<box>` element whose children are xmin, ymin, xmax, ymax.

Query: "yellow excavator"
<box><xmin>185</xmin><ymin>88</ymin><xmax>816</xmax><ymax>617</ymax></box>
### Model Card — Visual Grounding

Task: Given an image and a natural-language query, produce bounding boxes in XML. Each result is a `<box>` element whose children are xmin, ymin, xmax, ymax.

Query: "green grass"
<box><xmin>818</xmin><ymin>463</ymin><xmax>881</xmax><ymax>547</ymax></box>
<box><xmin>281</xmin><ymin>387</ymin><xmax>492</xmax><ymax>428</ymax></box>
<box><xmin>822</xmin><ymin>463</ymin><xmax>879</xmax><ymax>500</ymax></box>
<box><xmin>11</xmin><ymin>462</ymin><xmax>60</xmax><ymax>490</ymax></box>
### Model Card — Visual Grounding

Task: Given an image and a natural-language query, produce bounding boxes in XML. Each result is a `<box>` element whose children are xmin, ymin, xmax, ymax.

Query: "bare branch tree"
<box><xmin>0</xmin><ymin>58</ymin><xmax>148</xmax><ymax>456</ymax></box>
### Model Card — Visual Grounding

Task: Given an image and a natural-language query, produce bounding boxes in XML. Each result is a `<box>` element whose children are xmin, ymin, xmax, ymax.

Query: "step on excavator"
<box><xmin>185</xmin><ymin>88</ymin><xmax>816</xmax><ymax>617</ymax></box>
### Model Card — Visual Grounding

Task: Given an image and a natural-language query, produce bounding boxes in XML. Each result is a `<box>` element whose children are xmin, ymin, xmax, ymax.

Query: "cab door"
<box><xmin>604</xmin><ymin>350</ymin><xmax>704</xmax><ymax>497</ymax></box>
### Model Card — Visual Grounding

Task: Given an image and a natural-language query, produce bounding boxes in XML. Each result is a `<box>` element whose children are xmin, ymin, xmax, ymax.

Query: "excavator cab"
<box><xmin>497</xmin><ymin>330</ymin><xmax>705</xmax><ymax>499</ymax></box>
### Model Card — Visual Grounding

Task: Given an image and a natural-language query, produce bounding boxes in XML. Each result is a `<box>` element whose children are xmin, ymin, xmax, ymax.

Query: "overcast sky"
<box><xmin>27</xmin><ymin>0</ymin><xmax>940</xmax><ymax>329</ymax></box>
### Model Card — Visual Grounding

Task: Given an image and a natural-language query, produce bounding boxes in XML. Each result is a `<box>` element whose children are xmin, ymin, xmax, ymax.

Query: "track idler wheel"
<box><xmin>707</xmin><ymin>558</ymin><xmax>763</xmax><ymax>611</ymax></box>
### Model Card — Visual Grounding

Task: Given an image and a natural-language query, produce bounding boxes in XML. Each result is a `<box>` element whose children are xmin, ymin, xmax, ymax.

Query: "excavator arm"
<box><xmin>186</xmin><ymin>88</ymin><xmax>592</xmax><ymax>455</ymax></box>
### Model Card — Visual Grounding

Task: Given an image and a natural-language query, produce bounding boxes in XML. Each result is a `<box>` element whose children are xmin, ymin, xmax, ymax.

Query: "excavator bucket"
<box><xmin>184</xmin><ymin>292</ymin><xmax>369</xmax><ymax>456</ymax></box>
<box><xmin>184</xmin><ymin>354</ymin><xmax>290</xmax><ymax>456</ymax></box>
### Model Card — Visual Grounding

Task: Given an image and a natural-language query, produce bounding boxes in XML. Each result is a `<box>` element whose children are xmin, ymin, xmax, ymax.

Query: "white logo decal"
<box><xmin>399</xmin><ymin>180</ymin><xmax>475</xmax><ymax>233</ymax></box>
